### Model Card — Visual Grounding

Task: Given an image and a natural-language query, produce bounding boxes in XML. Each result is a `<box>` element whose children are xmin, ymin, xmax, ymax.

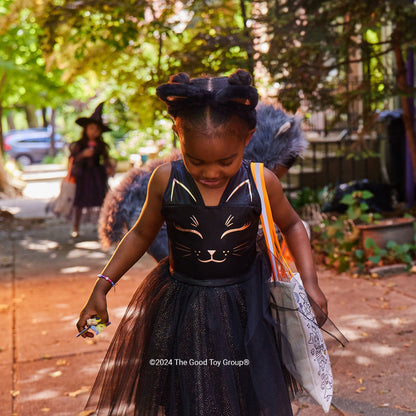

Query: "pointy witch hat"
<box><xmin>75</xmin><ymin>102</ymin><xmax>112</xmax><ymax>132</ymax></box>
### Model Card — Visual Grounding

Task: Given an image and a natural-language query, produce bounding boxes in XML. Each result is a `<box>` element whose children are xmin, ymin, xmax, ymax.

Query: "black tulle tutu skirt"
<box><xmin>85</xmin><ymin>255</ymin><xmax>293</xmax><ymax>416</ymax></box>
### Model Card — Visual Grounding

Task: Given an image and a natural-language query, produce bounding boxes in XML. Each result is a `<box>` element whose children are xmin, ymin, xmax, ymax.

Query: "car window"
<box><xmin>16</xmin><ymin>135</ymin><xmax>61</xmax><ymax>143</ymax></box>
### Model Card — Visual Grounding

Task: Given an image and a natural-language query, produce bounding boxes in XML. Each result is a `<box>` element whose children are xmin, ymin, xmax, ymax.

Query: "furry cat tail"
<box><xmin>98</xmin><ymin>150</ymin><xmax>181</xmax><ymax>252</ymax></box>
<box><xmin>244</xmin><ymin>104</ymin><xmax>308</xmax><ymax>171</ymax></box>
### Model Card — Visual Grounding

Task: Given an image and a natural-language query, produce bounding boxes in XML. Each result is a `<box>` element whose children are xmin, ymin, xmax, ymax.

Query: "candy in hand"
<box><xmin>77</xmin><ymin>316</ymin><xmax>111</xmax><ymax>337</ymax></box>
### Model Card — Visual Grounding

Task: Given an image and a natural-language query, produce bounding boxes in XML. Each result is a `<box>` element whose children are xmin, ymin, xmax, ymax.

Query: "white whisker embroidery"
<box><xmin>176</xmin><ymin>242</ymin><xmax>191</xmax><ymax>249</ymax></box>
<box><xmin>220</xmin><ymin>223</ymin><xmax>251</xmax><ymax>239</ymax></box>
<box><xmin>233</xmin><ymin>241</ymin><xmax>249</xmax><ymax>250</ymax></box>
<box><xmin>176</xmin><ymin>245</ymin><xmax>192</xmax><ymax>252</ymax></box>
<box><xmin>225</xmin><ymin>179</ymin><xmax>252</xmax><ymax>203</ymax></box>
<box><xmin>190</xmin><ymin>215</ymin><xmax>199</xmax><ymax>227</ymax></box>
<box><xmin>174</xmin><ymin>224</ymin><xmax>203</xmax><ymax>239</ymax></box>
<box><xmin>225</xmin><ymin>215</ymin><xmax>234</xmax><ymax>227</ymax></box>
<box><xmin>171</xmin><ymin>179</ymin><xmax>197</xmax><ymax>202</ymax></box>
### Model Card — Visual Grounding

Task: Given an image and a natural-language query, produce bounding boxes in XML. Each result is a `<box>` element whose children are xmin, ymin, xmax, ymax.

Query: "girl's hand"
<box><xmin>303</xmin><ymin>282</ymin><xmax>328</xmax><ymax>327</ymax></box>
<box><xmin>76</xmin><ymin>290</ymin><xmax>109</xmax><ymax>338</ymax></box>
<box><xmin>81</xmin><ymin>148</ymin><xmax>95</xmax><ymax>158</ymax></box>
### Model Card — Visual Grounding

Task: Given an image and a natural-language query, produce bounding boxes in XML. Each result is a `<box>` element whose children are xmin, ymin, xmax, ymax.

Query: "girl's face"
<box><xmin>86</xmin><ymin>123</ymin><xmax>102</xmax><ymax>141</ymax></box>
<box><xmin>177</xmin><ymin>118</ymin><xmax>255</xmax><ymax>191</ymax></box>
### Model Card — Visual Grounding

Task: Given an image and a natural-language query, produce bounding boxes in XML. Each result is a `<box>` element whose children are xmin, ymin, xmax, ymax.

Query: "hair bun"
<box><xmin>228</xmin><ymin>69</ymin><xmax>252</xmax><ymax>86</ymax></box>
<box><xmin>170</xmin><ymin>72</ymin><xmax>191</xmax><ymax>84</ymax></box>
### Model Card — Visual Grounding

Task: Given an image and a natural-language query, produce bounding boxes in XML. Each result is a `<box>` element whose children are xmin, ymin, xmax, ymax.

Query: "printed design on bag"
<box><xmin>292</xmin><ymin>276</ymin><xmax>333</xmax><ymax>405</ymax></box>
<box><xmin>174</xmin><ymin>214</ymin><xmax>251</xmax><ymax>263</ymax></box>
<box><xmin>308</xmin><ymin>327</ymin><xmax>333</xmax><ymax>400</ymax></box>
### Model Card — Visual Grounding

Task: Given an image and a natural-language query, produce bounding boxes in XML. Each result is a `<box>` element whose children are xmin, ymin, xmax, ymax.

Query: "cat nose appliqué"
<box><xmin>198</xmin><ymin>249</ymin><xmax>227</xmax><ymax>263</ymax></box>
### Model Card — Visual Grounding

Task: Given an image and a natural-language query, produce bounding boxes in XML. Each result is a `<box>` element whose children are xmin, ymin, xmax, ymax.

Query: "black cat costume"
<box><xmin>85</xmin><ymin>160</ymin><xmax>293</xmax><ymax>416</ymax></box>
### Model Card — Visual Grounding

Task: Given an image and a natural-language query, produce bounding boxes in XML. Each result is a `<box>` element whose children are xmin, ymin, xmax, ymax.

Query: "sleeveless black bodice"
<box><xmin>161</xmin><ymin>160</ymin><xmax>261</xmax><ymax>280</ymax></box>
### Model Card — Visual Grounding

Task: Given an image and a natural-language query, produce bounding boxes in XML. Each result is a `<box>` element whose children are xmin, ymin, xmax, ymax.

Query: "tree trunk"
<box><xmin>24</xmin><ymin>104</ymin><xmax>38</xmax><ymax>128</ymax></box>
<box><xmin>392</xmin><ymin>29</ymin><xmax>416</xmax><ymax>182</ymax></box>
<box><xmin>49</xmin><ymin>108</ymin><xmax>56</xmax><ymax>157</ymax></box>
<box><xmin>0</xmin><ymin>73</ymin><xmax>5</xmax><ymax>151</ymax></box>
<box><xmin>0</xmin><ymin>101</ymin><xmax>4</xmax><ymax>152</ymax></box>
<box><xmin>240</xmin><ymin>0</ymin><xmax>255</xmax><ymax>78</ymax></box>
<box><xmin>6</xmin><ymin>113</ymin><xmax>16</xmax><ymax>131</ymax></box>
<box><xmin>42</xmin><ymin>107</ymin><xmax>48</xmax><ymax>127</ymax></box>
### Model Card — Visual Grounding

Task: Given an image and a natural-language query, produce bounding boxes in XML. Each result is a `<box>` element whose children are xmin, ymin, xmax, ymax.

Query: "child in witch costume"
<box><xmin>70</xmin><ymin>102</ymin><xmax>113</xmax><ymax>238</ymax></box>
<box><xmin>77</xmin><ymin>70</ymin><xmax>326</xmax><ymax>416</ymax></box>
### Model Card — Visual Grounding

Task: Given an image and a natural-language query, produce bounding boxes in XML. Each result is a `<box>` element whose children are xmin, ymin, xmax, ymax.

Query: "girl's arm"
<box><xmin>264</xmin><ymin>168</ymin><xmax>328</xmax><ymax>324</ymax></box>
<box><xmin>76</xmin><ymin>163</ymin><xmax>171</xmax><ymax>336</ymax></box>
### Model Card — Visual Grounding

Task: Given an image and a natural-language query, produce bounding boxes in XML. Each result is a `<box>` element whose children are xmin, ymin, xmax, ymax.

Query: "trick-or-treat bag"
<box><xmin>251</xmin><ymin>162</ymin><xmax>334</xmax><ymax>413</ymax></box>
<box><xmin>53</xmin><ymin>157</ymin><xmax>76</xmax><ymax>218</ymax></box>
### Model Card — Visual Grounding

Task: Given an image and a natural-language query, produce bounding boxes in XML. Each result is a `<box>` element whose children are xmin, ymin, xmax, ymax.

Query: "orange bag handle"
<box><xmin>250</xmin><ymin>162</ymin><xmax>293</xmax><ymax>281</ymax></box>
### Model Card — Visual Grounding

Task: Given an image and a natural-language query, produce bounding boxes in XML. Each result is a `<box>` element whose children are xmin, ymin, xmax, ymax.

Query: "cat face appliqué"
<box><xmin>174</xmin><ymin>214</ymin><xmax>252</xmax><ymax>263</ymax></box>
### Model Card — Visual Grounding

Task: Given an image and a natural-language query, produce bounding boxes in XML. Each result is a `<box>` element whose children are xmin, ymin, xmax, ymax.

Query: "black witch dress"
<box><xmin>70</xmin><ymin>140</ymin><xmax>109</xmax><ymax>208</ymax></box>
<box><xmin>85</xmin><ymin>160</ymin><xmax>293</xmax><ymax>416</ymax></box>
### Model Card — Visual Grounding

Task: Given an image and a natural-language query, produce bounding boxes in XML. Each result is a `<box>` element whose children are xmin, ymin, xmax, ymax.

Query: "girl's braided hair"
<box><xmin>156</xmin><ymin>69</ymin><xmax>259</xmax><ymax>130</ymax></box>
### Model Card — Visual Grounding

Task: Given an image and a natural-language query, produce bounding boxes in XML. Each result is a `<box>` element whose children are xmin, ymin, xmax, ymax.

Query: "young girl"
<box><xmin>77</xmin><ymin>70</ymin><xmax>327</xmax><ymax>416</ymax></box>
<box><xmin>70</xmin><ymin>102</ymin><xmax>112</xmax><ymax>237</ymax></box>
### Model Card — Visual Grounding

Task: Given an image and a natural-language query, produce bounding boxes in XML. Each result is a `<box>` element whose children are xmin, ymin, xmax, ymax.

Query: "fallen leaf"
<box><xmin>395</xmin><ymin>405</ymin><xmax>416</xmax><ymax>412</ymax></box>
<box><xmin>66</xmin><ymin>387</ymin><xmax>90</xmax><ymax>397</ymax></box>
<box><xmin>77</xmin><ymin>411</ymin><xmax>95</xmax><ymax>416</ymax></box>
<box><xmin>379</xmin><ymin>390</ymin><xmax>389</xmax><ymax>394</ymax></box>
<box><xmin>377</xmin><ymin>404</ymin><xmax>390</xmax><ymax>408</ymax></box>
<box><xmin>361</xmin><ymin>332</ymin><xmax>369</xmax><ymax>337</ymax></box>
<box><xmin>41</xmin><ymin>409</ymin><xmax>50</xmax><ymax>413</ymax></box>
<box><xmin>10</xmin><ymin>390</ymin><xmax>20</xmax><ymax>397</ymax></box>
<box><xmin>356</xmin><ymin>387</ymin><xmax>366</xmax><ymax>393</ymax></box>
<box><xmin>56</xmin><ymin>359</ymin><xmax>67</xmax><ymax>366</ymax></box>
<box><xmin>359</xmin><ymin>378</ymin><xmax>365</xmax><ymax>385</ymax></box>
<box><xmin>0</xmin><ymin>304</ymin><xmax>9</xmax><ymax>312</ymax></box>
<box><xmin>41</xmin><ymin>355</ymin><xmax>52</xmax><ymax>360</ymax></box>
<box><xmin>48</xmin><ymin>370</ymin><xmax>62</xmax><ymax>378</ymax></box>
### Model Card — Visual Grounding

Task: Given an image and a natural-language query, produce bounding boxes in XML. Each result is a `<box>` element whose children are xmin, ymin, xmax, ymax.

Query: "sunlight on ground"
<box><xmin>20</xmin><ymin>239</ymin><xmax>59</xmax><ymax>252</ymax></box>
<box><xmin>342</xmin><ymin>315</ymin><xmax>382</xmax><ymax>329</ymax></box>
<box><xmin>355</xmin><ymin>356</ymin><xmax>374</xmax><ymax>365</ymax></box>
<box><xmin>74</xmin><ymin>241</ymin><xmax>102</xmax><ymax>250</ymax></box>
<box><xmin>19</xmin><ymin>389</ymin><xmax>60</xmax><ymax>402</ymax></box>
<box><xmin>365</xmin><ymin>343</ymin><xmax>400</xmax><ymax>357</ymax></box>
<box><xmin>23</xmin><ymin>182</ymin><xmax>61</xmax><ymax>199</ymax></box>
<box><xmin>67</xmin><ymin>249</ymin><xmax>106</xmax><ymax>259</ymax></box>
<box><xmin>60</xmin><ymin>266</ymin><xmax>91</xmax><ymax>274</ymax></box>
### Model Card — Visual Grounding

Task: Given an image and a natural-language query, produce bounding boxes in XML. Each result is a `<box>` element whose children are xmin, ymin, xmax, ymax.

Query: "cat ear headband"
<box><xmin>156</xmin><ymin>69</ymin><xmax>259</xmax><ymax>118</ymax></box>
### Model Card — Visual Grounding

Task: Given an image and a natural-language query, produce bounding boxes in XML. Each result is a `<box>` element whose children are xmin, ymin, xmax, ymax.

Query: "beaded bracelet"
<box><xmin>97</xmin><ymin>274</ymin><xmax>116</xmax><ymax>289</ymax></box>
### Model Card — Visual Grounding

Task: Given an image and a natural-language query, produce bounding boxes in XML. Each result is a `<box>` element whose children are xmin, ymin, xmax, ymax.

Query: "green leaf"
<box><xmin>354</xmin><ymin>249</ymin><xmax>365</xmax><ymax>259</ymax></box>
<box><xmin>364</xmin><ymin>237</ymin><xmax>376</xmax><ymax>249</ymax></box>
<box><xmin>361</xmin><ymin>190</ymin><xmax>374</xmax><ymax>200</ymax></box>
<box><xmin>340</xmin><ymin>194</ymin><xmax>355</xmax><ymax>205</ymax></box>
<box><xmin>369</xmin><ymin>255</ymin><xmax>381</xmax><ymax>263</ymax></box>
<box><xmin>386</xmin><ymin>240</ymin><xmax>397</xmax><ymax>250</ymax></box>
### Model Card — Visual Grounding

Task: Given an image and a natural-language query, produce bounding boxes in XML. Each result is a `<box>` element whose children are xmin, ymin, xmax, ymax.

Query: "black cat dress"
<box><xmin>85</xmin><ymin>160</ymin><xmax>294</xmax><ymax>416</ymax></box>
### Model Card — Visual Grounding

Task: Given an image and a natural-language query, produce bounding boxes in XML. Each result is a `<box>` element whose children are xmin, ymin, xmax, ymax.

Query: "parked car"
<box><xmin>4</xmin><ymin>129</ymin><xmax>65</xmax><ymax>165</ymax></box>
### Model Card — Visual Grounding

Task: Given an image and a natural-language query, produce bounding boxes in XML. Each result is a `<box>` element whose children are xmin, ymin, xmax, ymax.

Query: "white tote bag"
<box><xmin>53</xmin><ymin>178</ymin><xmax>76</xmax><ymax>218</ymax></box>
<box><xmin>250</xmin><ymin>162</ymin><xmax>333</xmax><ymax>413</ymax></box>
